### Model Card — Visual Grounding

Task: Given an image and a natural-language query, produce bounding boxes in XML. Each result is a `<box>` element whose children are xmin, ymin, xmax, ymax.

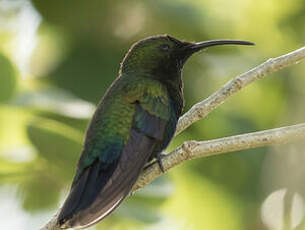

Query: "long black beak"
<box><xmin>189</xmin><ymin>40</ymin><xmax>254</xmax><ymax>52</ymax></box>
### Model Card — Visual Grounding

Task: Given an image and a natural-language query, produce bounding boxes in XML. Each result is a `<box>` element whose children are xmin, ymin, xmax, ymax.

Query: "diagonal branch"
<box><xmin>175</xmin><ymin>46</ymin><xmax>305</xmax><ymax>135</ymax></box>
<box><xmin>39</xmin><ymin>46</ymin><xmax>305</xmax><ymax>230</ymax></box>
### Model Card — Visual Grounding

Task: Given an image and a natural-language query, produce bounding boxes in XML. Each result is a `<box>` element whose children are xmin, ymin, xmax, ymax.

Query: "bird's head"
<box><xmin>120</xmin><ymin>35</ymin><xmax>254</xmax><ymax>80</ymax></box>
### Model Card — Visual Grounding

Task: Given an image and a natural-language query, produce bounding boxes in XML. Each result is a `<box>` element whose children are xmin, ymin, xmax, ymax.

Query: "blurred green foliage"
<box><xmin>0</xmin><ymin>54</ymin><xmax>17</xmax><ymax>102</ymax></box>
<box><xmin>0</xmin><ymin>0</ymin><xmax>305</xmax><ymax>229</ymax></box>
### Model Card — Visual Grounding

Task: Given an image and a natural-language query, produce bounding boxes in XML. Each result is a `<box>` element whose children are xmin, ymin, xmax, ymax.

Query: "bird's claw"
<box><xmin>156</xmin><ymin>153</ymin><xmax>166</xmax><ymax>173</ymax></box>
<box><xmin>143</xmin><ymin>153</ymin><xmax>166</xmax><ymax>173</ymax></box>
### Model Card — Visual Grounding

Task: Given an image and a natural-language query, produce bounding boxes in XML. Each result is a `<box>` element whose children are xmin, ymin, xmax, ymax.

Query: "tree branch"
<box><xmin>133</xmin><ymin>123</ymin><xmax>305</xmax><ymax>191</ymax></box>
<box><xmin>175</xmin><ymin>46</ymin><xmax>305</xmax><ymax>135</ymax></box>
<box><xmin>39</xmin><ymin>46</ymin><xmax>305</xmax><ymax>230</ymax></box>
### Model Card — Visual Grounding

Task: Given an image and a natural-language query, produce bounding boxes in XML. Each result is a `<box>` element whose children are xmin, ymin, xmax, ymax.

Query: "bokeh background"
<box><xmin>1</xmin><ymin>0</ymin><xmax>305</xmax><ymax>229</ymax></box>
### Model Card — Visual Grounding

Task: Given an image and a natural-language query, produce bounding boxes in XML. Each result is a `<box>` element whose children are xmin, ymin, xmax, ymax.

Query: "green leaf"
<box><xmin>0</xmin><ymin>53</ymin><xmax>17</xmax><ymax>102</ymax></box>
<box><xmin>26</xmin><ymin>118</ymin><xmax>83</xmax><ymax>179</ymax></box>
<box><xmin>13</xmin><ymin>88</ymin><xmax>95</xmax><ymax>119</ymax></box>
<box><xmin>18</xmin><ymin>173</ymin><xmax>61</xmax><ymax>212</ymax></box>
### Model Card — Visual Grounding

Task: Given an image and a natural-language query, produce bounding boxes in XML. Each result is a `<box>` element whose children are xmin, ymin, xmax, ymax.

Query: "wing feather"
<box><xmin>58</xmin><ymin>103</ymin><xmax>168</xmax><ymax>229</ymax></box>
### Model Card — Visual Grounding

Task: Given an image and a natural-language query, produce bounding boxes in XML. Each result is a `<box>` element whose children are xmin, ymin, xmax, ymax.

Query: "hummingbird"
<box><xmin>57</xmin><ymin>35</ymin><xmax>254</xmax><ymax>229</ymax></box>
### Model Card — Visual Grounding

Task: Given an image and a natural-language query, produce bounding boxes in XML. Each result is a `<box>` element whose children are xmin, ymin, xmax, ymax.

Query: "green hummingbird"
<box><xmin>57</xmin><ymin>35</ymin><xmax>254</xmax><ymax>229</ymax></box>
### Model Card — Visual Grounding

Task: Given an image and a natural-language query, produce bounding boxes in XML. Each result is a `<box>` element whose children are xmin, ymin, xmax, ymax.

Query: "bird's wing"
<box><xmin>58</xmin><ymin>81</ymin><xmax>170</xmax><ymax>229</ymax></box>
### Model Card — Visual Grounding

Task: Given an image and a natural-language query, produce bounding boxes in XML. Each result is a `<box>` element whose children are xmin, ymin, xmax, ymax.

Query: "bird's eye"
<box><xmin>158</xmin><ymin>44</ymin><xmax>170</xmax><ymax>51</ymax></box>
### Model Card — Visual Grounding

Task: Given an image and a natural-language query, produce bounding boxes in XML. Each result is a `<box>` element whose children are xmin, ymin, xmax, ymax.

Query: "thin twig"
<box><xmin>175</xmin><ymin>46</ymin><xmax>305</xmax><ymax>135</ymax></box>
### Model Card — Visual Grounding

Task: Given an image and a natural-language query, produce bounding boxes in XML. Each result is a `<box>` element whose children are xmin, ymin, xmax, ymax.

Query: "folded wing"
<box><xmin>58</xmin><ymin>101</ymin><xmax>168</xmax><ymax>229</ymax></box>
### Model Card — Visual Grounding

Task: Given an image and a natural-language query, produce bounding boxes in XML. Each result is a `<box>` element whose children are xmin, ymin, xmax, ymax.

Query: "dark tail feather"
<box><xmin>58</xmin><ymin>159</ymin><xmax>118</xmax><ymax>227</ymax></box>
<box><xmin>58</xmin><ymin>129</ymin><xmax>156</xmax><ymax>229</ymax></box>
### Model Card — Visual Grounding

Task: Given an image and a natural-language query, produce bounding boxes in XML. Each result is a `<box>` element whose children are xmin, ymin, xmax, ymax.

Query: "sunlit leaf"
<box><xmin>0</xmin><ymin>158</ymin><xmax>30</xmax><ymax>184</ymax></box>
<box><xmin>18</xmin><ymin>173</ymin><xmax>61</xmax><ymax>212</ymax></box>
<box><xmin>0</xmin><ymin>53</ymin><xmax>17</xmax><ymax>102</ymax></box>
<box><xmin>0</xmin><ymin>106</ymin><xmax>32</xmax><ymax>150</ymax></box>
<box><xmin>26</xmin><ymin>118</ymin><xmax>83</xmax><ymax>179</ymax></box>
<box><xmin>13</xmin><ymin>88</ymin><xmax>95</xmax><ymax>119</ymax></box>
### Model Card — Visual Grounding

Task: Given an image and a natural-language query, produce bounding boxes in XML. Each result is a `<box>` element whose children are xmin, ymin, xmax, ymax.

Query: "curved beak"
<box><xmin>176</xmin><ymin>39</ymin><xmax>254</xmax><ymax>66</ymax></box>
<box><xmin>188</xmin><ymin>39</ymin><xmax>254</xmax><ymax>52</ymax></box>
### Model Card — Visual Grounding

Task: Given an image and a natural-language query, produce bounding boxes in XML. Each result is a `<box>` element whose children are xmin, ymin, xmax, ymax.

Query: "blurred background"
<box><xmin>0</xmin><ymin>0</ymin><xmax>305</xmax><ymax>229</ymax></box>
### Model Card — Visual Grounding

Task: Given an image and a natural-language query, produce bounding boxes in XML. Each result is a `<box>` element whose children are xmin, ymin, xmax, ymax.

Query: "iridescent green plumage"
<box><xmin>78</xmin><ymin>75</ymin><xmax>171</xmax><ymax>177</ymax></box>
<box><xmin>58</xmin><ymin>35</ymin><xmax>254</xmax><ymax>229</ymax></box>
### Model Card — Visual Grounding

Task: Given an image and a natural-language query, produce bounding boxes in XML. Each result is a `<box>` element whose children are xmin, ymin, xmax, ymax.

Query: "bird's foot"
<box><xmin>143</xmin><ymin>153</ymin><xmax>166</xmax><ymax>173</ymax></box>
<box><xmin>156</xmin><ymin>153</ymin><xmax>166</xmax><ymax>173</ymax></box>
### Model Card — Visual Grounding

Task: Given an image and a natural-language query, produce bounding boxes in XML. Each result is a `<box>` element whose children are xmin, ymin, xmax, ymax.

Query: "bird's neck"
<box><xmin>156</xmin><ymin>70</ymin><xmax>185</xmax><ymax>117</ymax></box>
<box><xmin>156</xmin><ymin>71</ymin><xmax>184</xmax><ymax>117</ymax></box>
<box><xmin>167</xmin><ymin>78</ymin><xmax>184</xmax><ymax>117</ymax></box>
